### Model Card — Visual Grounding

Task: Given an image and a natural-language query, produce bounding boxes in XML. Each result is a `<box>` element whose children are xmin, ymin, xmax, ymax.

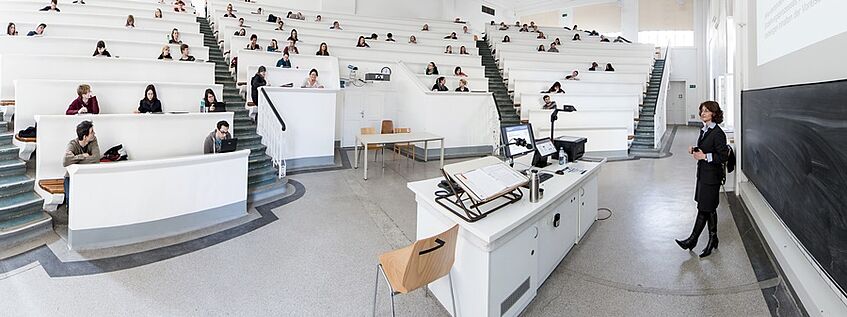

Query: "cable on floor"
<box><xmin>597</xmin><ymin>207</ymin><xmax>612</xmax><ymax>220</ymax></box>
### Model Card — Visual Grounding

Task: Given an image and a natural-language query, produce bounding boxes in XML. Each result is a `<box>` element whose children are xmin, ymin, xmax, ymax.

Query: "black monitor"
<box><xmin>501</xmin><ymin>124</ymin><xmax>535</xmax><ymax>158</ymax></box>
<box><xmin>532</xmin><ymin>137</ymin><xmax>556</xmax><ymax>167</ymax></box>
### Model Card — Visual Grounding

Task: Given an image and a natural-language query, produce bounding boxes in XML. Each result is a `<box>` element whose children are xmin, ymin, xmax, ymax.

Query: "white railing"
<box><xmin>256</xmin><ymin>87</ymin><xmax>288</xmax><ymax>178</ymax></box>
<box><xmin>653</xmin><ymin>46</ymin><xmax>672</xmax><ymax>148</ymax></box>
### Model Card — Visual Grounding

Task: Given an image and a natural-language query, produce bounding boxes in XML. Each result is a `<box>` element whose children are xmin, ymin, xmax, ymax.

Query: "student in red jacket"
<box><xmin>66</xmin><ymin>84</ymin><xmax>100</xmax><ymax>115</ymax></box>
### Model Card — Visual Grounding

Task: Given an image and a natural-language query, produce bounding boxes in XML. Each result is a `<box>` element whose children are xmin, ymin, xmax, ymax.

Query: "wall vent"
<box><xmin>500</xmin><ymin>277</ymin><xmax>530</xmax><ymax>316</ymax></box>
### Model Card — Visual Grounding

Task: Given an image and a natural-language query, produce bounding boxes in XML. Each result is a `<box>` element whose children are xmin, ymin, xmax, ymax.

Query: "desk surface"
<box><xmin>408</xmin><ymin>156</ymin><xmax>604</xmax><ymax>246</ymax></box>
<box><xmin>358</xmin><ymin>132</ymin><xmax>443</xmax><ymax>144</ymax></box>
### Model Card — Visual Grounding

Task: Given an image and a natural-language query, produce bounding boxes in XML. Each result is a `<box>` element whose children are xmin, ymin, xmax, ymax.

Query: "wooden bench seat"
<box><xmin>15</xmin><ymin>133</ymin><xmax>35</xmax><ymax>143</ymax></box>
<box><xmin>0</xmin><ymin>100</ymin><xmax>14</xmax><ymax>106</ymax></box>
<box><xmin>39</xmin><ymin>179</ymin><xmax>64</xmax><ymax>194</ymax></box>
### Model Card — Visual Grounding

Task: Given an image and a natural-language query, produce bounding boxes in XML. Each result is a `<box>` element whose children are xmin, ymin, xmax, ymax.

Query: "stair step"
<box><xmin>0</xmin><ymin>192</ymin><xmax>43</xmax><ymax>222</ymax></box>
<box><xmin>0</xmin><ymin>175</ymin><xmax>35</xmax><ymax>200</ymax></box>
<box><xmin>0</xmin><ymin>160</ymin><xmax>25</xmax><ymax>177</ymax></box>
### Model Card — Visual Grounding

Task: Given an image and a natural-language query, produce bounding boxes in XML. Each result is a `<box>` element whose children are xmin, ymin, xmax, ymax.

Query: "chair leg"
<box><xmin>376</xmin><ymin>264</ymin><xmax>397</xmax><ymax>317</ymax></box>
<box><xmin>448</xmin><ymin>272</ymin><xmax>457</xmax><ymax>317</ymax></box>
<box><xmin>372</xmin><ymin>264</ymin><xmax>380</xmax><ymax>317</ymax></box>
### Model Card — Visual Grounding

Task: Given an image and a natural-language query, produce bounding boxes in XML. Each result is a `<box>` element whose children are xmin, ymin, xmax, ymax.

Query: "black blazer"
<box><xmin>138</xmin><ymin>99</ymin><xmax>162</xmax><ymax>113</ymax></box>
<box><xmin>696</xmin><ymin>124</ymin><xmax>730</xmax><ymax>185</ymax></box>
<box><xmin>251</xmin><ymin>74</ymin><xmax>267</xmax><ymax>104</ymax></box>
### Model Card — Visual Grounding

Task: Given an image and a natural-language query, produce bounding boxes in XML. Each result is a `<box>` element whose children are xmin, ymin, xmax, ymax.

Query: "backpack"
<box><xmin>100</xmin><ymin>144</ymin><xmax>128</xmax><ymax>162</ymax></box>
<box><xmin>721</xmin><ymin>144</ymin><xmax>736</xmax><ymax>185</ymax></box>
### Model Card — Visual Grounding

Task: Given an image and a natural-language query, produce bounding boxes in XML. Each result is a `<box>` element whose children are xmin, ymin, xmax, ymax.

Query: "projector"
<box><xmin>365</xmin><ymin>73</ymin><xmax>390</xmax><ymax>81</ymax></box>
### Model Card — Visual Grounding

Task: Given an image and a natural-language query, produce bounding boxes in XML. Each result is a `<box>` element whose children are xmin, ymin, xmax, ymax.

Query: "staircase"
<box><xmin>199</xmin><ymin>17</ymin><xmax>287</xmax><ymax>203</ymax></box>
<box><xmin>630</xmin><ymin>59</ymin><xmax>666</xmax><ymax>151</ymax></box>
<box><xmin>477</xmin><ymin>40</ymin><xmax>520</xmax><ymax>127</ymax></box>
<box><xmin>0</xmin><ymin>120</ymin><xmax>50</xmax><ymax>243</ymax></box>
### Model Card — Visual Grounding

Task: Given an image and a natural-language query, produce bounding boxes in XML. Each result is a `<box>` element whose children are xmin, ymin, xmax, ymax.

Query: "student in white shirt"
<box><xmin>301</xmin><ymin>69</ymin><xmax>325</xmax><ymax>88</ymax></box>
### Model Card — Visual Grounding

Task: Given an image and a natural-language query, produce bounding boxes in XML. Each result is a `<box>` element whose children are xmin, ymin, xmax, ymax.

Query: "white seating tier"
<box><xmin>0</xmin><ymin>36</ymin><xmax>209</xmax><ymax>61</ymax></box>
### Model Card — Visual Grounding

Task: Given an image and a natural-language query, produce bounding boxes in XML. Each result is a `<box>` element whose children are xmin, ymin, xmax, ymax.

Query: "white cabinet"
<box><xmin>489</xmin><ymin>224</ymin><xmax>538</xmax><ymax>317</ymax></box>
<box><xmin>537</xmin><ymin>192</ymin><xmax>579</xmax><ymax>282</ymax></box>
<box><xmin>578</xmin><ymin>176</ymin><xmax>599</xmax><ymax>242</ymax></box>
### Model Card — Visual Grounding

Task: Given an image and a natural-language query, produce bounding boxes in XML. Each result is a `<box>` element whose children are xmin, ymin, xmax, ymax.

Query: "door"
<box><xmin>341</xmin><ymin>89</ymin><xmax>387</xmax><ymax>147</ymax></box>
<box><xmin>537</xmin><ymin>193</ymin><xmax>579</xmax><ymax>282</ymax></box>
<box><xmin>667</xmin><ymin>81</ymin><xmax>687</xmax><ymax>125</ymax></box>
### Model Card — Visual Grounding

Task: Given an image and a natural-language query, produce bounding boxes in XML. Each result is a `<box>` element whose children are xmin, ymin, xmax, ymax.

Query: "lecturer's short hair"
<box><xmin>699</xmin><ymin>101</ymin><xmax>724</xmax><ymax>124</ymax></box>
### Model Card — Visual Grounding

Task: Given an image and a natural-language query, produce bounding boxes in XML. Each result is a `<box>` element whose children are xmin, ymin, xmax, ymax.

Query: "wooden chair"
<box><xmin>380</xmin><ymin>120</ymin><xmax>394</xmax><ymax>134</ymax></box>
<box><xmin>372</xmin><ymin>225</ymin><xmax>460</xmax><ymax>317</ymax></box>
<box><xmin>359</xmin><ymin>127</ymin><xmax>384</xmax><ymax>164</ymax></box>
<box><xmin>392</xmin><ymin>128</ymin><xmax>415</xmax><ymax>161</ymax></box>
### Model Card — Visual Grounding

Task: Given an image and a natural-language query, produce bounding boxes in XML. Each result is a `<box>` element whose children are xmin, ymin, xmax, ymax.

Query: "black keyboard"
<box><xmin>538</xmin><ymin>173</ymin><xmax>554</xmax><ymax>183</ymax></box>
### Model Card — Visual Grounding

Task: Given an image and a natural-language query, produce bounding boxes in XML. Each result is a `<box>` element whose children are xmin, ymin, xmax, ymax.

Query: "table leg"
<box><xmin>354</xmin><ymin>141</ymin><xmax>359</xmax><ymax>169</ymax></box>
<box><xmin>440</xmin><ymin>139</ymin><xmax>445</xmax><ymax>168</ymax></box>
<box><xmin>424</xmin><ymin>141</ymin><xmax>429</xmax><ymax>162</ymax></box>
<box><xmin>364</xmin><ymin>143</ymin><xmax>369</xmax><ymax>180</ymax></box>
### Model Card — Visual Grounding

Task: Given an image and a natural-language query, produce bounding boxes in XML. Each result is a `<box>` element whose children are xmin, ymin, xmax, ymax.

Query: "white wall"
<box><xmin>519</xmin><ymin>10</ymin><xmax>562</xmax><ymax>28</ymax></box>
<box><xmin>450</xmin><ymin>0</ymin><xmax>517</xmax><ymax>34</ymax></box>
<box><xmin>573</xmin><ymin>3</ymin><xmax>621</xmax><ymax>33</ymax></box>
<box><xmin>354</xmin><ymin>0</ymin><xmax>443</xmax><ymax>19</ymax></box>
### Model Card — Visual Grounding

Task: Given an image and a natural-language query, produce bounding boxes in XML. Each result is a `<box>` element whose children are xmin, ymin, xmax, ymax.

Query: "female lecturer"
<box><xmin>675</xmin><ymin>101</ymin><xmax>730</xmax><ymax>258</ymax></box>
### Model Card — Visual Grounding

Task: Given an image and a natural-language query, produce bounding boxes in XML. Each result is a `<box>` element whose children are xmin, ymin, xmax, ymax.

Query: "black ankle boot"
<box><xmin>676</xmin><ymin>211</ymin><xmax>707</xmax><ymax>251</ymax></box>
<box><xmin>699</xmin><ymin>233</ymin><xmax>719</xmax><ymax>257</ymax></box>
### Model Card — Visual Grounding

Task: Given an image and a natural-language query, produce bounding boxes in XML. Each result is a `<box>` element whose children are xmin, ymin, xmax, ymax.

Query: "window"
<box><xmin>481</xmin><ymin>5</ymin><xmax>495</xmax><ymax>16</ymax></box>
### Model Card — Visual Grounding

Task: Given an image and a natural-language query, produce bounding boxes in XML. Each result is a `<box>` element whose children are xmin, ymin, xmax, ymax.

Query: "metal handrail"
<box><xmin>260</xmin><ymin>87</ymin><xmax>286</xmax><ymax>131</ymax></box>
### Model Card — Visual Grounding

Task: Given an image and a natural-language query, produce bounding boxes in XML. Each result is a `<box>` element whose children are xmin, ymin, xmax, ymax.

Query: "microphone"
<box><xmin>513</xmin><ymin>138</ymin><xmax>533</xmax><ymax>150</ymax></box>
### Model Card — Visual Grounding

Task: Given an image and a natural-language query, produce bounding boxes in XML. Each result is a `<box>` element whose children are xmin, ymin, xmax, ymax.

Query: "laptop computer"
<box><xmin>219</xmin><ymin>138</ymin><xmax>238</xmax><ymax>153</ymax></box>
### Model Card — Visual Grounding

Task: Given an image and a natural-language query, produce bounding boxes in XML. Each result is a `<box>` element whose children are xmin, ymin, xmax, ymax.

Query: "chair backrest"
<box><xmin>400</xmin><ymin>225</ymin><xmax>459</xmax><ymax>293</ymax></box>
<box><xmin>381</xmin><ymin>120</ymin><xmax>394</xmax><ymax>134</ymax></box>
<box><xmin>394</xmin><ymin>127</ymin><xmax>411</xmax><ymax>134</ymax></box>
<box><xmin>361</xmin><ymin>127</ymin><xmax>376</xmax><ymax>135</ymax></box>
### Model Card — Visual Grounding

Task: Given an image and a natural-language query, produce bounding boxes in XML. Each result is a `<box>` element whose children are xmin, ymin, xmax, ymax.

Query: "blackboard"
<box><xmin>742</xmin><ymin>79</ymin><xmax>847</xmax><ymax>295</ymax></box>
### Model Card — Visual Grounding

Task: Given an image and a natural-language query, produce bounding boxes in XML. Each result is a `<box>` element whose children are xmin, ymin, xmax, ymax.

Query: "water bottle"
<box><xmin>529</xmin><ymin>170</ymin><xmax>541</xmax><ymax>203</ymax></box>
<box><xmin>200</xmin><ymin>100</ymin><xmax>206</xmax><ymax>113</ymax></box>
<box><xmin>558</xmin><ymin>147</ymin><xmax>567</xmax><ymax>165</ymax></box>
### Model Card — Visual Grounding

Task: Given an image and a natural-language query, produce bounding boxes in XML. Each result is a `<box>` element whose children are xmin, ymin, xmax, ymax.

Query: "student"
<box><xmin>234</xmin><ymin>28</ymin><xmax>246</xmax><ymax>36</ymax></box>
<box><xmin>454</xmin><ymin>67</ymin><xmax>467</xmax><ymax>77</ymax></box>
<box><xmin>537</xmin><ymin>45</ymin><xmax>546</xmax><ymax>52</ymax></box>
<box><xmin>92</xmin><ymin>40</ymin><xmax>111</xmax><ymax>57</ymax></box>
<box><xmin>385</xmin><ymin>33</ymin><xmax>396</xmax><ymax>42</ymax></box>
<box><xmin>267</xmin><ymin>39</ymin><xmax>279</xmax><ymax>52</ymax></box>
<box><xmin>614</xmin><ymin>36</ymin><xmax>632</xmax><ymax>43</ymax></box>
<box><xmin>251</xmin><ymin>7</ymin><xmax>263</xmax><ymax>15</ymax></box>
<box><xmin>542</xmin><ymin>95</ymin><xmax>557</xmax><ymax>110</ymax></box>
<box><xmin>224</xmin><ymin>6</ymin><xmax>236</xmax><ymax>18</ymax></box>
<box><xmin>288</xmin><ymin>29</ymin><xmax>299</xmax><ymax>42</ymax></box>
<box><xmin>605</xmin><ymin>63</ymin><xmax>615</xmax><ymax>71</ymax></box>
<box><xmin>173</xmin><ymin>0</ymin><xmax>186</xmax><ymax>12</ymax></box>
<box><xmin>40</xmin><ymin>0</ymin><xmax>60</xmax><ymax>12</ymax></box>
<box><xmin>276</xmin><ymin>52</ymin><xmax>291</xmax><ymax>68</ymax></box>
<box><xmin>572</xmin><ymin>33</ymin><xmax>581</xmax><ymax>41</ymax></box>
<box><xmin>421</xmin><ymin>24</ymin><xmax>429</xmax><ymax>31</ymax></box>
<box><xmin>246</xmin><ymin>34</ymin><xmax>260</xmax><ymax>50</ymax></box>
<box><xmin>154</xmin><ymin>8</ymin><xmax>163</xmax><ymax>18</ymax></box>
<box><xmin>530</xmin><ymin>21</ymin><xmax>536</xmax><ymax>28</ymax></box>
<box><xmin>250</xmin><ymin>66</ymin><xmax>267</xmax><ymax>104</ymax></box>
<box><xmin>204</xmin><ymin>88</ymin><xmax>226</xmax><ymax>112</ymax></box>
<box><xmin>565</xmin><ymin>70</ymin><xmax>580</xmax><ymax>80</ymax></box>
<box><xmin>179</xmin><ymin>44</ymin><xmax>195</xmax><ymax>61</ymax></box>
<box><xmin>136</xmin><ymin>84</ymin><xmax>163</xmax><ymax>113</ymax></box>
<box><xmin>444</xmin><ymin>32</ymin><xmax>458</xmax><ymax>39</ymax></box>
<box><xmin>237</xmin><ymin>18</ymin><xmax>246</xmax><ymax>28</ymax></box>
<box><xmin>369</xmin><ymin>33</ymin><xmax>378</xmax><ymax>40</ymax></box>
<box><xmin>600</xmin><ymin>35</ymin><xmax>610</xmax><ymax>42</ymax></box>
<box><xmin>519</xmin><ymin>24</ymin><xmax>529</xmax><ymax>32</ymax></box>
<box><xmin>431</xmin><ymin>77</ymin><xmax>448</xmax><ymax>91</ymax></box>
<box><xmin>301</xmin><ymin>69</ymin><xmax>325</xmax><ymax>88</ymax></box>
<box><xmin>27</xmin><ymin>23</ymin><xmax>47</xmax><ymax>36</ymax></box>
<box><xmin>66</xmin><ymin>84</ymin><xmax>100</xmax><ymax>115</ymax></box>
<box><xmin>315</xmin><ymin>15</ymin><xmax>322</xmax><ymax>22</ymax></box>
<box><xmin>203</xmin><ymin>121</ymin><xmax>232</xmax><ymax>154</ymax></box>
<box><xmin>546</xmin><ymin>82</ymin><xmax>564</xmax><ymax>94</ymax></box>
<box><xmin>158</xmin><ymin>45</ymin><xmax>173</xmax><ymax>59</ymax></box>
<box><xmin>426</xmin><ymin>62</ymin><xmax>439</xmax><ymax>75</ymax></box>
<box><xmin>330</xmin><ymin>21</ymin><xmax>342</xmax><ymax>30</ymax></box>
<box><xmin>455</xmin><ymin>79</ymin><xmax>469</xmax><ymax>92</ymax></box>
<box><xmin>283</xmin><ymin>40</ymin><xmax>299</xmax><ymax>54</ymax></box>
<box><xmin>63</xmin><ymin>120</ymin><xmax>100</xmax><ymax>206</ymax></box>
<box><xmin>6</xmin><ymin>23</ymin><xmax>18</xmax><ymax>36</ymax></box>
<box><xmin>169</xmin><ymin>28</ymin><xmax>182</xmax><ymax>44</ymax></box>
<box><xmin>275</xmin><ymin>19</ymin><xmax>284</xmax><ymax>31</ymax></box>
<box><xmin>548</xmin><ymin>43</ymin><xmax>559</xmax><ymax>53</ymax></box>
<box><xmin>316</xmin><ymin>42</ymin><xmax>329</xmax><ymax>56</ymax></box>
<box><xmin>572</xmin><ymin>24</ymin><xmax>579</xmax><ymax>31</ymax></box>
<box><xmin>554</xmin><ymin>38</ymin><xmax>562</xmax><ymax>46</ymax></box>
<box><xmin>498</xmin><ymin>23</ymin><xmax>509</xmax><ymax>31</ymax></box>
<box><xmin>462</xmin><ymin>25</ymin><xmax>470</xmax><ymax>34</ymax></box>
<box><xmin>537</xmin><ymin>32</ymin><xmax>546</xmax><ymax>39</ymax></box>
<box><xmin>459</xmin><ymin>46</ymin><xmax>469</xmax><ymax>55</ymax></box>
<box><xmin>295</xmin><ymin>12</ymin><xmax>305</xmax><ymax>20</ymax></box>
<box><xmin>502</xmin><ymin>35</ymin><xmax>511</xmax><ymax>43</ymax></box>
<box><xmin>588</xmin><ymin>30</ymin><xmax>600</xmax><ymax>36</ymax></box>
<box><xmin>356</xmin><ymin>36</ymin><xmax>370</xmax><ymax>48</ymax></box>
<box><xmin>124</xmin><ymin>15</ymin><xmax>135</xmax><ymax>28</ymax></box>
<box><xmin>409</xmin><ymin>35</ymin><xmax>417</xmax><ymax>44</ymax></box>
<box><xmin>515</xmin><ymin>21</ymin><xmax>521</xmax><ymax>27</ymax></box>
<box><xmin>589</xmin><ymin>62</ymin><xmax>599</xmax><ymax>71</ymax></box>
<box><xmin>286</xmin><ymin>11</ymin><xmax>293</xmax><ymax>18</ymax></box>
<box><xmin>444</xmin><ymin>45</ymin><xmax>453</xmax><ymax>54</ymax></box>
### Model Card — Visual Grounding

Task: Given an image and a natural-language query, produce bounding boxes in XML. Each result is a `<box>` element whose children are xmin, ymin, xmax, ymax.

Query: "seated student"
<box><xmin>600</xmin><ymin>35</ymin><xmax>610</xmax><ymax>42</ymax></box>
<box><xmin>421</xmin><ymin>24</ymin><xmax>429</xmax><ymax>31</ymax></box>
<box><xmin>286</xmin><ymin>11</ymin><xmax>293</xmax><ymax>18</ymax></box>
<box><xmin>251</xmin><ymin>7</ymin><xmax>263</xmax><ymax>15</ymax></box>
<box><xmin>250</xmin><ymin>66</ymin><xmax>267</xmax><ymax>105</ymax></box>
<box><xmin>204</xmin><ymin>88</ymin><xmax>226</xmax><ymax>112</ymax></box>
<box><xmin>546</xmin><ymin>81</ymin><xmax>565</xmax><ymax>94</ymax></box>
<box><xmin>7</xmin><ymin>23</ymin><xmax>18</xmax><ymax>36</ymax></box>
<box><xmin>63</xmin><ymin>120</ymin><xmax>100</xmax><ymax>206</ymax></box>
<box><xmin>502</xmin><ymin>35</ymin><xmax>511</xmax><ymax>43</ymax></box>
<box><xmin>537</xmin><ymin>31</ymin><xmax>546</xmax><ymax>39</ymax></box>
<box><xmin>223</xmin><ymin>6</ymin><xmax>237</xmax><ymax>18</ymax></box>
<box><xmin>301</xmin><ymin>69</ymin><xmax>325</xmax><ymax>88</ymax></box>
<box><xmin>288</xmin><ymin>29</ymin><xmax>299</xmax><ymax>42</ymax></box>
<box><xmin>409</xmin><ymin>35</ymin><xmax>417</xmax><ymax>44</ymax></box>
<box><xmin>454</xmin><ymin>66</ymin><xmax>467</xmax><ymax>77</ymax></box>
<box><xmin>455</xmin><ymin>79</ymin><xmax>469</xmax><ymax>92</ymax></box>
<box><xmin>530</xmin><ymin>21</ymin><xmax>536</xmax><ymax>28</ymax></box>
<box><xmin>173</xmin><ymin>0</ymin><xmax>186</xmax><ymax>12</ymax></box>
<box><xmin>554</xmin><ymin>38</ymin><xmax>562</xmax><ymax>46</ymax></box>
<box><xmin>40</xmin><ymin>0</ymin><xmax>60</xmax><ymax>12</ymax></box>
<box><xmin>169</xmin><ymin>28</ymin><xmax>182</xmax><ymax>44</ymax></box>
<box><xmin>515</xmin><ymin>21</ymin><xmax>521</xmax><ymax>27</ymax></box>
<box><xmin>136</xmin><ymin>84</ymin><xmax>163</xmax><ymax>113</ymax></box>
<box><xmin>537</xmin><ymin>45</ymin><xmax>546</xmax><ymax>52</ymax></box>
<box><xmin>369</xmin><ymin>33</ymin><xmax>378</xmax><ymax>40</ymax></box>
<box><xmin>330</xmin><ymin>21</ymin><xmax>342</xmax><ymax>30</ymax></box>
<box><xmin>246</xmin><ymin>34</ymin><xmax>260</xmax><ymax>50</ymax></box>
<box><xmin>572</xmin><ymin>33</ymin><xmax>581</xmax><ymax>41</ymax></box>
<box><xmin>462</xmin><ymin>25</ymin><xmax>470</xmax><ymax>34</ymax></box>
<box><xmin>589</xmin><ymin>61</ymin><xmax>599</xmax><ymax>71</ymax></box>
<box><xmin>92</xmin><ymin>41</ymin><xmax>111</xmax><ymax>57</ymax></box>
<box><xmin>588</xmin><ymin>30</ymin><xmax>600</xmax><ymax>36</ymax></box>
<box><xmin>565</xmin><ymin>70</ymin><xmax>580</xmax><ymax>80</ymax></box>
<box><xmin>444</xmin><ymin>45</ymin><xmax>453</xmax><ymax>54</ymax></box>
<box><xmin>295</xmin><ymin>12</ymin><xmax>305</xmax><ymax>20</ymax></box>
<box><xmin>459</xmin><ymin>46</ymin><xmax>469</xmax><ymax>55</ymax></box>
<box><xmin>531</xmin><ymin>25</ymin><xmax>539</xmax><ymax>32</ymax></box>
<box><xmin>27</xmin><ymin>23</ymin><xmax>47</xmax><ymax>36</ymax></box>
<box><xmin>356</xmin><ymin>36</ymin><xmax>370</xmax><ymax>48</ymax></box>
<box><xmin>548</xmin><ymin>43</ymin><xmax>559</xmax><ymax>53</ymax></box>
<box><xmin>234</xmin><ymin>28</ymin><xmax>246</xmax><ymax>36</ymax></box>
<box><xmin>267</xmin><ymin>39</ymin><xmax>279</xmax><ymax>52</ymax></box>
<box><xmin>203</xmin><ymin>121</ymin><xmax>232</xmax><ymax>154</ymax></box>
<box><xmin>426</xmin><ymin>62</ymin><xmax>439</xmax><ymax>75</ymax></box>
<box><xmin>542</xmin><ymin>95</ymin><xmax>556</xmax><ymax>109</ymax></box>
<box><xmin>275</xmin><ymin>19</ymin><xmax>284</xmax><ymax>31</ymax></box>
<box><xmin>237</xmin><ymin>18</ymin><xmax>246</xmax><ymax>28</ymax></box>
<box><xmin>563</xmin><ymin>26</ymin><xmax>571</xmax><ymax>30</ymax></box>
<box><xmin>498</xmin><ymin>22</ymin><xmax>509</xmax><ymax>31</ymax></box>
<box><xmin>157</xmin><ymin>45</ymin><xmax>173</xmax><ymax>59</ymax></box>
<box><xmin>572</xmin><ymin>24</ymin><xmax>580</xmax><ymax>31</ymax></box>
<box><xmin>613</xmin><ymin>36</ymin><xmax>632</xmax><ymax>43</ymax></box>
<box><xmin>385</xmin><ymin>33</ymin><xmax>396</xmax><ymax>42</ymax></box>
<box><xmin>154</xmin><ymin>8</ymin><xmax>163</xmax><ymax>18</ymax></box>
<box><xmin>605</xmin><ymin>63</ymin><xmax>615</xmax><ymax>72</ymax></box>
<box><xmin>178</xmin><ymin>44</ymin><xmax>195</xmax><ymax>61</ymax></box>
<box><xmin>431</xmin><ymin>77</ymin><xmax>448</xmax><ymax>91</ymax></box>
<box><xmin>519</xmin><ymin>24</ymin><xmax>529</xmax><ymax>32</ymax></box>
<box><xmin>283</xmin><ymin>40</ymin><xmax>299</xmax><ymax>54</ymax></box>
<box><xmin>276</xmin><ymin>52</ymin><xmax>291</xmax><ymax>68</ymax></box>
<box><xmin>444</xmin><ymin>32</ymin><xmax>458</xmax><ymax>39</ymax></box>
<box><xmin>316</xmin><ymin>42</ymin><xmax>330</xmax><ymax>56</ymax></box>
<box><xmin>66</xmin><ymin>84</ymin><xmax>100</xmax><ymax>115</ymax></box>
<box><xmin>315</xmin><ymin>15</ymin><xmax>322</xmax><ymax>22</ymax></box>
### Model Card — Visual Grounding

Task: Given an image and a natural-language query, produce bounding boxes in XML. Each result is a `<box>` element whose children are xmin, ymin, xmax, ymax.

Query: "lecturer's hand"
<box><xmin>688</xmin><ymin>146</ymin><xmax>694</xmax><ymax>154</ymax></box>
<box><xmin>692</xmin><ymin>150</ymin><xmax>706</xmax><ymax>161</ymax></box>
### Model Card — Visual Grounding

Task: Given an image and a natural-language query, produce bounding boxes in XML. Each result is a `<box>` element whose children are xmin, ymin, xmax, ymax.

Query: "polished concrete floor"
<box><xmin>0</xmin><ymin>127</ymin><xmax>777</xmax><ymax>316</ymax></box>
